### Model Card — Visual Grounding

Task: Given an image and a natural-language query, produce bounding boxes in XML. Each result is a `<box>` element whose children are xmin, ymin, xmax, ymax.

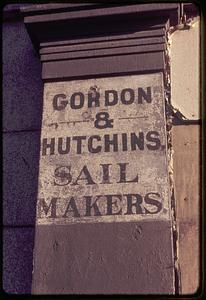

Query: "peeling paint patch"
<box><xmin>170</xmin><ymin>17</ymin><xmax>200</xmax><ymax>120</ymax></box>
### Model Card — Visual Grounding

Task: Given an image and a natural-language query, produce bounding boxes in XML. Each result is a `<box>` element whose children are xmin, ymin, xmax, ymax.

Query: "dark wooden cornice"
<box><xmin>20</xmin><ymin>3</ymin><xmax>182</xmax><ymax>81</ymax></box>
<box><xmin>21</xmin><ymin>3</ymin><xmax>180</xmax><ymax>46</ymax></box>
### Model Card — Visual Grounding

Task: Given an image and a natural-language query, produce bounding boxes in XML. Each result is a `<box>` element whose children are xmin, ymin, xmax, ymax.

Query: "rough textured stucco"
<box><xmin>170</xmin><ymin>17</ymin><xmax>200</xmax><ymax>120</ymax></box>
<box><xmin>3</xmin><ymin>228</ymin><xmax>35</xmax><ymax>294</ymax></box>
<box><xmin>172</xmin><ymin>125</ymin><xmax>200</xmax><ymax>294</ymax></box>
<box><xmin>3</xmin><ymin>21</ymin><xmax>43</xmax><ymax>132</ymax></box>
<box><xmin>3</xmin><ymin>19</ymin><xmax>43</xmax><ymax>294</ymax></box>
<box><xmin>3</xmin><ymin>131</ymin><xmax>40</xmax><ymax>226</ymax></box>
<box><xmin>32</xmin><ymin>221</ymin><xmax>174</xmax><ymax>294</ymax></box>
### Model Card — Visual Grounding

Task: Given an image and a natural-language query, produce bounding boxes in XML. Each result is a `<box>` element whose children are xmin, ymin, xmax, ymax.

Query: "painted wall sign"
<box><xmin>37</xmin><ymin>73</ymin><xmax>170</xmax><ymax>224</ymax></box>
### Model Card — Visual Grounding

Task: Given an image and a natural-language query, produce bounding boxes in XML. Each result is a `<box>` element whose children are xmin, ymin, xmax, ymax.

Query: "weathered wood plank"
<box><xmin>172</xmin><ymin>125</ymin><xmax>200</xmax><ymax>294</ymax></box>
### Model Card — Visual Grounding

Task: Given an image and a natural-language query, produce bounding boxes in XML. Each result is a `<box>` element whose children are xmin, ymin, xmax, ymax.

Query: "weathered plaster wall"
<box><xmin>3</xmin><ymin>12</ymin><xmax>43</xmax><ymax>293</ymax></box>
<box><xmin>170</xmin><ymin>17</ymin><xmax>200</xmax><ymax>120</ymax></box>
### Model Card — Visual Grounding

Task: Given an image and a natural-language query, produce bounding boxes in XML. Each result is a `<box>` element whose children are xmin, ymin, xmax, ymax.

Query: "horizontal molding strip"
<box><xmin>21</xmin><ymin>3</ymin><xmax>178</xmax><ymax>15</ymax></box>
<box><xmin>40</xmin><ymin>36</ymin><xmax>165</xmax><ymax>55</ymax></box>
<box><xmin>41</xmin><ymin>44</ymin><xmax>165</xmax><ymax>62</ymax></box>
<box><xmin>21</xmin><ymin>3</ymin><xmax>103</xmax><ymax>14</ymax></box>
<box><xmin>40</xmin><ymin>28</ymin><xmax>166</xmax><ymax>48</ymax></box>
<box><xmin>24</xmin><ymin>4</ymin><xmax>178</xmax><ymax>24</ymax></box>
<box><xmin>42</xmin><ymin>51</ymin><xmax>165</xmax><ymax>80</ymax></box>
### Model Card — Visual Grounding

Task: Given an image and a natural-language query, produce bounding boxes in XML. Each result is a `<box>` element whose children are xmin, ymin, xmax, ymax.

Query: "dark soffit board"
<box><xmin>39</xmin><ymin>28</ymin><xmax>166</xmax><ymax>48</ymax></box>
<box><xmin>26</xmin><ymin>17</ymin><xmax>169</xmax><ymax>50</ymax></box>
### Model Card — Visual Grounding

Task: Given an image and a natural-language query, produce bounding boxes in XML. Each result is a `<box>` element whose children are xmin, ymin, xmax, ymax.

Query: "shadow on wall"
<box><xmin>3</xmin><ymin>12</ymin><xmax>43</xmax><ymax>294</ymax></box>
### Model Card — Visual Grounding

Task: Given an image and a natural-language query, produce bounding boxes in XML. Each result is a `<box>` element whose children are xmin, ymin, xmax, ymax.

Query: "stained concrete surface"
<box><xmin>32</xmin><ymin>221</ymin><xmax>175</xmax><ymax>294</ymax></box>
